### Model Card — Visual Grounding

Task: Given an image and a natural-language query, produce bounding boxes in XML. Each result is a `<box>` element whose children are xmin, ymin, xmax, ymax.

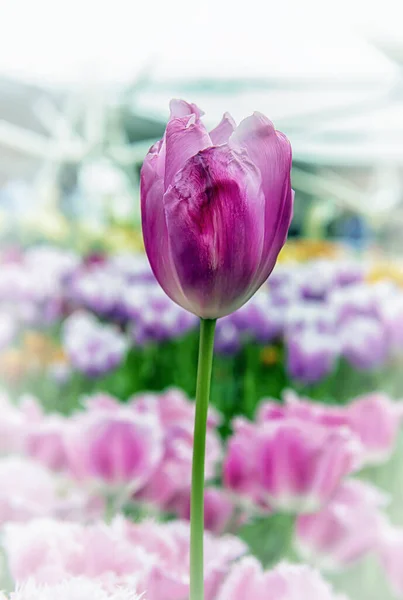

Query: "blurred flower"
<box><xmin>123</xmin><ymin>283</ymin><xmax>197</xmax><ymax>345</ymax></box>
<box><xmin>214</xmin><ymin>317</ymin><xmax>241</xmax><ymax>355</ymax></box>
<box><xmin>8</xmin><ymin>578</ymin><xmax>141</xmax><ymax>600</ymax></box>
<box><xmin>24</xmin><ymin>413</ymin><xmax>69</xmax><ymax>471</ymax></box>
<box><xmin>339</xmin><ymin>316</ymin><xmax>389</xmax><ymax>370</ymax></box>
<box><xmin>286</xmin><ymin>328</ymin><xmax>339</xmax><ymax>384</ymax></box>
<box><xmin>64</xmin><ymin>405</ymin><xmax>163</xmax><ymax>490</ymax></box>
<box><xmin>70</xmin><ymin>266</ymin><xmax>125</xmax><ymax>317</ymax></box>
<box><xmin>132</xmin><ymin>389</ymin><xmax>222</xmax><ymax>508</ymax></box>
<box><xmin>3</xmin><ymin>518</ymin><xmax>149</xmax><ymax>586</ymax></box>
<box><xmin>63</xmin><ymin>311</ymin><xmax>127</xmax><ymax>377</ymax></box>
<box><xmin>3</xmin><ymin>517</ymin><xmax>246</xmax><ymax>600</ymax></box>
<box><xmin>0</xmin><ymin>457</ymin><xmax>59</xmax><ymax>523</ymax></box>
<box><xmin>132</xmin><ymin>520</ymin><xmax>246</xmax><ymax>600</ymax></box>
<box><xmin>168</xmin><ymin>487</ymin><xmax>236</xmax><ymax>535</ymax></box>
<box><xmin>258</xmin><ymin>391</ymin><xmax>402</xmax><ymax>467</ymax></box>
<box><xmin>216</xmin><ymin>556</ymin><xmax>348</xmax><ymax>600</ymax></box>
<box><xmin>377</xmin><ymin>523</ymin><xmax>403</xmax><ymax>598</ymax></box>
<box><xmin>223</xmin><ymin>418</ymin><xmax>268</xmax><ymax>509</ymax></box>
<box><xmin>110</xmin><ymin>253</ymin><xmax>155</xmax><ymax>284</ymax></box>
<box><xmin>255</xmin><ymin>421</ymin><xmax>361</xmax><ymax>513</ymax></box>
<box><xmin>0</xmin><ymin>391</ymin><xmax>29</xmax><ymax>453</ymax></box>
<box><xmin>346</xmin><ymin>393</ymin><xmax>403</xmax><ymax>465</ymax></box>
<box><xmin>141</xmin><ymin>99</ymin><xmax>293</xmax><ymax>319</ymax></box>
<box><xmin>224</xmin><ymin>416</ymin><xmax>361</xmax><ymax>514</ymax></box>
<box><xmin>295</xmin><ymin>479</ymin><xmax>387</xmax><ymax>571</ymax></box>
<box><xmin>0</xmin><ymin>311</ymin><xmax>17</xmax><ymax>350</ymax></box>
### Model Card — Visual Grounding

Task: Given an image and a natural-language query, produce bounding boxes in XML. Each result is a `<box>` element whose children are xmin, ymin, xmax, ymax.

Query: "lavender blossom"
<box><xmin>63</xmin><ymin>312</ymin><xmax>127</xmax><ymax>377</ymax></box>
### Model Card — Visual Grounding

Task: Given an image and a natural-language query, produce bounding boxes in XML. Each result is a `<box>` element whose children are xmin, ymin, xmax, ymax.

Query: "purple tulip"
<box><xmin>141</xmin><ymin>99</ymin><xmax>293</xmax><ymax>319</ymax></box>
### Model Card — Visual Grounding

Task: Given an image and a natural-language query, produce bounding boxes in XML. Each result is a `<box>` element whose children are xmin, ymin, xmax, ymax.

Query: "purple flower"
<box><xmin>70</xmin><ymin>266</ymin><xmax>125</xmax><ymax>317</ymax></box>
<box><xmin>141</xmin><ymin>99</ymin><xmax>293</xmax><ymax>319</ymax></box>
<box><xmin>339</xmin><ymin>316</ymin><xmax>389</xmax><ymax>370</ymax></box>
<box><xmin>232</xmin><ymin>292</ymin><xmax>284</xmax><ymax>343</ymax></box>
<box><xmin>63</xmin><ymin>312</ymin><xmax>127</xmax><ymax>377</ymax></box>
<box><xmin>125</xmin><ymin>283</ymin><xmax>197</xmax><ymax>346</ymax></box>
<box><xmin>286</xmin><ymin>328</ymin><xmax>340</xmax><ymax>384</ymax></box>
<box><xmin>214</xmin><ymin>317</ymin><xmax>242</xmax><ymax>355</ymax></box>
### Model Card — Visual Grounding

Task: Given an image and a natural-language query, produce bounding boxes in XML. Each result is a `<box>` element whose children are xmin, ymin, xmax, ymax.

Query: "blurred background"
<box><xmin>0</xmin><ymin>0</ymin><xmax>402</xmax><ymax>249</ymax></box>
<box><xmin>0</xmin><ymin>1</ymin><xmax>403</xmax><ymax>599</ymax></box>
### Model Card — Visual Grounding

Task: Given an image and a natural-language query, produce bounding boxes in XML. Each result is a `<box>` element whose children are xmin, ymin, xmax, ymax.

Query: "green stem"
<box><xmin>190</xmin><ymin>318</ymin><xmax>216</xmax><ymax>600</ymax></box>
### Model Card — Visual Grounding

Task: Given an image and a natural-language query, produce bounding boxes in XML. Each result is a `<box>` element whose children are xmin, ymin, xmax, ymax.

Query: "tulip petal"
<box><xmin>230</xmin><ymin>112</ymin><xmax>293</xmax><ymax>285</ymax></box>
<box><xmin>216</xmin><ymin>557</ymin><xmax>262</xmax><ymax>600</ymax></box>
<box><xmin>141</xmin><ymin>153</ymin><xmax>193</xmax><ymax>311</ymax></box>
<box><xmin>164</xmin><ymin>116</ymin><xmax>212</xmax><ymax>191</ymax></box>
<box><xmin>164</xmin><ymin>145</ymin><xmax>265</xmax><ymax>318</ymax></box>
<box><xmin>209</xmin><ymin>112</ymin><xmax>236</xmax><ymax>145</ymax></box>
<box><xmin>169</xmin><ymin>99</ymin><xmax>204</xmax><ymax>119</ymax></box>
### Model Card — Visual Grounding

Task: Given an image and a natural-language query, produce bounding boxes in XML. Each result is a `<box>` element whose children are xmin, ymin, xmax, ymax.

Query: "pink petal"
<box><xmin>216</xmin><ymin>557</ymin><xmax>262</xmax><ymax>600</ymax></box>
<box><xmin>169</xmin><ymin>99</ymin><xmax>204</xmax><ymax>119</ymax></box>
<box><xmin>164</xmin><ymin>115</ymin><xmax>211</xmax><ymax>191</ymax></box>
<box><xmin>140</xmin><ymin>152</ymin><xmax>192</xmax><ymax>311</ymax></box>
<box><xmin>230</xmin><ymin>112</ymin><xmax>293</xmax><ymax>286</ymax></box>
<box><xmin>210</xmin><ymin>112</ymin><xmax>236</xmax><ymax>145</ymax></box>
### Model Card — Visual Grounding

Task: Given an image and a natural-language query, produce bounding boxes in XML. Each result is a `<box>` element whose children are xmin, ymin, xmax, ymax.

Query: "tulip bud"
<box><xmin>141</xmin><ymin>100</ymin><xmax>293</xmax><ymax>319</ymax></box>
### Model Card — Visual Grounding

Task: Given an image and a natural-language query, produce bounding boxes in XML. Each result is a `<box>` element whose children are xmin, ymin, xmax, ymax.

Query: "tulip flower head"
<box><xmin>141</xmin><ymin>100</ymin><xmax>293</xmax><ymax>319</ymax></box>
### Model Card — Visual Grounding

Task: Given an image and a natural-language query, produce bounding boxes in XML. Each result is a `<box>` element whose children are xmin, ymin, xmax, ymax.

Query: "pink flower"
<box><xmin>377</xmin><ymin>524</ymin><xmax>403</xmax><ymax>598</ymax></box>
<box><xmin>0</xmin><ymin>457</ymin><xmax>58</xmax><ymax>523</ymax></box>
<box><xmin>295</xmin><ymin>479</ymin><xmax>387</xmax><ymax>571</ymax></box>
<box><xmin>216</xmin><ymin>557</ymin><xmax>348</xmax><ymax>600</ymax></box>
<box><xmin>3</xmin><ymin>518</ymin><xmax>150</xmax><ymax>586</ymax></box>
<box><xmin>64</xmin><ymin>406</ymin><xmax>163</xmax><ymax>490</ymax></box>
<box><xmin>223</xmin><ymin>418</ymin><xmax>268</xmax><ymax>509</ymax></box>
<box><xmin>4</xmin><ymin>517</ymin><xmax>246</xmax><ymax>600</ymax></box>
<box><xmin>8</xmin><ymin>578</ymin><xmax>141</xmax><ymax>600</ymax></box>
<box><xmin>137</xmin><ymin>521</ymin><xmax>246</xmax><ymax>600</ymax></box>
<box><xmin>0</xmin><ymin>392</ymin><xmax>28</xmax><ymax>455</ymax></box>
<box><xmin>24</xmin><ymin>414</ymin><xmax>68</xmax><ymax>471</ymax></box>
<box><xmin>224</xmin><ymin>417</ymin><xmax>361</xmax><ymax>513</ymax></box>
<box><xmin>257</xmin><ymin>390</ymin><xmax>347</xmax><ymax>428</ymax></box>
<box><xmin>141</xmin><ymin>99</ymin><xmax>293</xmax><ymax>319</ymax></box>
<box><xmin>258</xmin><ymin>390</ymin><xmax>402</xmax><ymax>466</ymax></box>
<box><xmin>132</xmin><ymin>389</ymin><xmax>222</xmax><ymax>508</ymax></box>
<box><xmin>131</xmin><ymin>387</ymin><xmax>220</xmax><ymax>429</ymax></box>
<box><xmin>346</xmin><ymin>393</ymin><xmax>403</xmax><ymax>465</ymax></box>
<box><xmin>255</xmin><ymin>421</ymin><xmax>361</xmax><ymax>512</ymax></box>
<box><xmin>167</xmin><ymin>487</ymin><xmax>236</xmax><ymax>534</ymax></box>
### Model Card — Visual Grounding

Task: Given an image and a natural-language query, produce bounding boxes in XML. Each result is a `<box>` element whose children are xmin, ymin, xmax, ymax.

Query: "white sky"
<box><xmin>0</xmin><ymin>0</ymin><xmax>401</xmax><ymax>85</ymax></box>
